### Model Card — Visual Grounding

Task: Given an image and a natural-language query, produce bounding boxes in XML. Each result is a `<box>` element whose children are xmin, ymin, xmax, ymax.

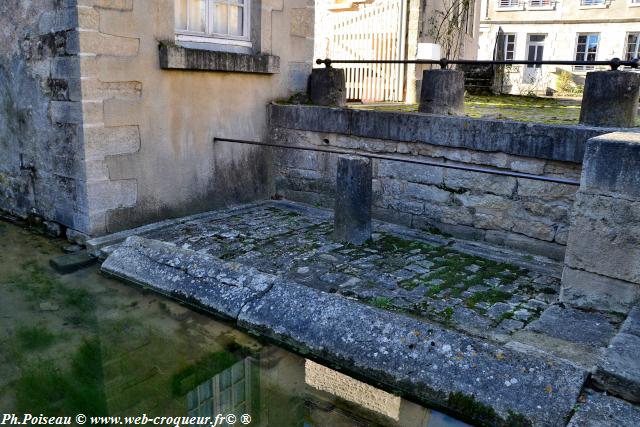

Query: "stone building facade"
<box><xmin>0</xmin><ymin>0</ymin><xmax>313</xmax><ymax>239</ymax></box>
<box><xmin>478</xmin><ymin>0</ymin><xmax>640</xmax><ymax>94</ymax></box>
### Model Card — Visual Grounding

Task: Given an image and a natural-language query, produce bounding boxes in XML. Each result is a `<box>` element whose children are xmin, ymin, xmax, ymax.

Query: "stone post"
<box><xmin>418</xmin><ymin>69</ymin><xmax>465</xmax><ymax>116</ymax></box>
<box><xmin>560</xmin><ymin>132</ymin><xmax>640</xmax><ymax>313</ymax></box>
<box><xmin>579</xmin><ymin>71</ymin><xmax>640</xmax><ymax>128</ymax></box>
<box><xmin>308</xmin><ymin>68</ymin><xmax>346</xmax><ymax>107</ymax></box>
<box><xmin>333</xmin><ymin>155</ymin><xmax>372</xmax><ymax>245</ymax></box>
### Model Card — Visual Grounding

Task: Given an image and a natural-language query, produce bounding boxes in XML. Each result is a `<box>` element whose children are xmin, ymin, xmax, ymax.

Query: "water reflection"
<box><xmin>0</xmin><ymin>221</ymin><xmax>468</xmax><ymax>427</ymax></box>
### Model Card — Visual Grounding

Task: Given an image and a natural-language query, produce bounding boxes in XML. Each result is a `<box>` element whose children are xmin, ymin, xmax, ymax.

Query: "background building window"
<box><xmin>498</xmin><ymin>0</ymin><xmax>520</xmax><ymax>8</ymax></box>
<box><xmin>574</xmin><ymin>33</ymin><xmax>599</xmax><ymax>70</ymax></box>
<box><xmin>626</xmin><ymin>33</ymin><xmax>640</xmax><ymax>60</ymax></box>
<box><xmin>498</xmin><ymin>33</ymin><xmax>516</xmax><ymax>60</ymax></box>
<box><xmin>529</xmin><ymin>0</ymin><xmax>551</xmax><ymax>6</ymax></box>
<box><xmin>175</xmin><ymin>0</ymin><xmax>250</xmax><ymax>41</ymax></box>
<box><xmin>580</xmin><ymin>0</ymin><xmax>604</xmax><ymax>5</ymax></box>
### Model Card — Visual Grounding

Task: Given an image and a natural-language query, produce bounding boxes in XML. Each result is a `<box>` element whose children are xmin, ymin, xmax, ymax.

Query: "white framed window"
<box><xmin>175</xmin><ymin>0</ymin><xmax>251</xmax><ymax>45</ymax></box>
<box><xmin>626</xmin><ymin>33</ymin><xmax>640</xmax><ymax>60</ymax></box>
<box><xmin>497</xmin><ymin>33</ymin><xmax>516</xmax><ymax>60</ymax></box>
<box><xmin>574</xmin><ymin>33</ymin><xmax>599</xmax><ymax>71</ymax></box>
<box><xmin>529</xmin><ymin>0</ymin><xmax>551</xmax><ymax>6</ymax></box>
<box><xmin>498</xmin><ymin>0</ymin><xmax>520</xmax><ymax>8</ymax></box>
<box><xmin>632</xmin><ymin>0</ymin><xmax>640</xmax><ymax>5</ymax></box>
<box><xmin>580</xmin><ymin>0</ymin><xmax>604</xmax><ymax>5</ymax></box>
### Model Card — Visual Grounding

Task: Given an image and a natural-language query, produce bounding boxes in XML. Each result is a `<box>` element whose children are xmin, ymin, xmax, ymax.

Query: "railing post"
<box><xmin>579</xmin><ymin>70</ymin><xmax>640</xmax><ymax>128</ymax></box>
<box><xmin>308</xmin><ymin>67</ymin><xmax>347</xmax><ymax>107</ymax></box>
<box><xmin>333</xmin><ymin>155</ymin><xmax>372</xmax><ymax>245</ymax></box>
<box><xmin>418</xmin><ymin>69</ymin><xmax>465</xmax><ymax>116</ymax></box>
<box><xmin>560</xmin><ymin>132</ymin><xmax>640</xmax><ymax>313</ymax></box>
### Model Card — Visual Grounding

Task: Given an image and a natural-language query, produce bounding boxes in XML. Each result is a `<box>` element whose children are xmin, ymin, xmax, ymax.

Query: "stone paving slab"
<box><xmin>239</xmin><ymin>280</ymin><xmax>587</xmax><ymax>426</ymax></box>
<box><xmin>90</xmin><ymin>202</ymin><xmax>564</xmax><ymax>340</ymax></box>
<box><xmin>567</xmin><ymin>389</ymin><xmax>640</xmax><ymax>427</ymax></box>
<box><xmin>100</xmin><ymin>235</ymin><xmax>588</xmax><ymax>426</ymax></box>
<box><xmin>525</xmin><ymin>305</ymin><xmax>617</xmax><ymax>348</ymax></box>
<box><xmin>592</xmin><ymin>307</ymin><xmax>640</xmax><ymax>403</ymax></box>
<box><xmin>101</xmin><ymin>236</ymin><xmax>274</xmax><ymax>320</ymax></box>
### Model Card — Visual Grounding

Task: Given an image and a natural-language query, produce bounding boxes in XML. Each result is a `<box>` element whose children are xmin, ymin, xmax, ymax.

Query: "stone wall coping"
<box><xmin>582</xmin><ymin>131</ymin><xmax>640</xmax><ymax>198</ymax></box>
<box><xmin>268</xmin><ymin>103</ymin><xmax>631</xmax><ymax>164</ymax></box>
<box><xmin>158</xmin><ymin>42</ymin><xmax>280</xmax><ymax>74</ymax></box>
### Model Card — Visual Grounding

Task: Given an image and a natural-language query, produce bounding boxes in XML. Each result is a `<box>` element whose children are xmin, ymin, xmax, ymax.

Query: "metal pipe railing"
<box><xmin>213</xmin><ymin>137</ymin><xmax>580</xmax><ymax>186</ymax></box>
<box><xmin>316</xmin><ymin>57</ymin><xmax>640</xmax><ymax>71</ymax></box>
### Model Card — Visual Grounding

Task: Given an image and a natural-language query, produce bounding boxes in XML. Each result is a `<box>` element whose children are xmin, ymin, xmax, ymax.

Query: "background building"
<box><xmin>314</xmin><ymin>0</ymin><xmax>481</xmax><ymax>103</ymax></box>
<box><xmin>478</xmin><ymin>0</ymin><xmax>640</xmax><ymax>94</ymax></box>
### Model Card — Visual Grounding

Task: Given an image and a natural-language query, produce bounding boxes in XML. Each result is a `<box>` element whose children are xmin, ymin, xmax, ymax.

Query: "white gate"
<box><xmin>327</xmin><ymin>0</ymin><xmax>408</xmax><ymax>102</ymax></box>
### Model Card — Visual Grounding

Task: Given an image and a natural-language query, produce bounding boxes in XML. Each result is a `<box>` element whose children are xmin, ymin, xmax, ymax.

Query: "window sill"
<box><xmin>578</xmin><ymin>4</ymin><xmax>608</xmax><ymax>9</ymax></box>
<box><xmin>158</xmin><ymin>42</ymin><xmax>280</xmax><ymax>74</ymax></box>
<box><xmin>495</xmin><ymin>6</ymin><xmax>525</xmax><ymax>11</ymax></box>
<box><xmin>527</xmin><ymin>5</ymin><xmax>555</xmax><ymax>10</ymax></box>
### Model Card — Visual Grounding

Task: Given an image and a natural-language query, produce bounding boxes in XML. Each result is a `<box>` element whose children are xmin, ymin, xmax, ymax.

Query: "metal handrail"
<box><xmin>214</xmin><ymin>137</ymin><xmax>580</xmax><ymax>186</ymax></box>
<box><xmin>316</xmin><ymin>57</ymin><xmax>640</xmax><ymax>71</ymax></box>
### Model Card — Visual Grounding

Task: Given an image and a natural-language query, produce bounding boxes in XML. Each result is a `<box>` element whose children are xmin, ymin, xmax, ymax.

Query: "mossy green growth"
<box><xmin>171</xmin><ymin>352</ymin><xmax>240</xmax><ymax>396</ymax></box>
<box><xmin>370</xmin><ymin>296</ymin><xmax>393</xmax><ymax>309</ymax></box>
<box><xmin>441</xmin><ymin>306</ymin><xmax>454</xmax><ymax>322</ymax></box>
<box><xmin>14</xmin><ymin>339</ymin><xmax>108</xmax><ymax>416</ymax></box>
<box><xmin>446</xmin><ymin>391</ymin><xmax>498</xmax><ymax>426</ymax></box>
<box><xmin>16</xmin><ymin>325</ymin><xmax>56</xmax><ymax>350</ymax></box>
<box><xmin>465</xmin><ymin>289</ymin><xmax>512</xmax><ymax>308</ymax></box>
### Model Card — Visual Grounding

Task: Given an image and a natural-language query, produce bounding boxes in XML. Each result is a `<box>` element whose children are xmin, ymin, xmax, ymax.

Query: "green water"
<box><xmin>0</xmin><ymin>220</ymin><xmax>468</xmax><ymax>427</ymax></box>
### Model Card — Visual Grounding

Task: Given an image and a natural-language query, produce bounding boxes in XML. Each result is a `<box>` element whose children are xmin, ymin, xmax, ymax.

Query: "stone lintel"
<box><xmin>158</xmin><ymin>42</ymin><xmax>280</xmax><ymax>74</ymax></box>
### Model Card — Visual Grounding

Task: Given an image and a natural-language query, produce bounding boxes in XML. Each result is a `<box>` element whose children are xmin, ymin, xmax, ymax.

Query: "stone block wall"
<box><xmin>269</xmin><ymin>105</ymin><xmax>620</xmax><ymax>260</ymax></box>
<box><xmin>1</xmin><ymin>0</ymin><xmax>314</xmax><ymax>238</ymax></box>
<box><xmin>0</xmin><ymin>1</ymin><xmax>86</xmax><ymax>234</ymax></box>
<box><xmin>561</xmin><ymin>132</ymin><xmax>640</xmax><ymax>312</ymax></box>
<box><xmin>71</xmin><ymin>0</ymin><xmax>314</xmax><ymax>236</ymax></box>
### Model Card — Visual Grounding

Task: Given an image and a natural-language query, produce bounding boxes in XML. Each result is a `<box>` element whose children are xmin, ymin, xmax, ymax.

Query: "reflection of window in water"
<box><xmin>187</xmin><ymin>359</ymin><xmax>251</xmax><ymax>421</ymax></box>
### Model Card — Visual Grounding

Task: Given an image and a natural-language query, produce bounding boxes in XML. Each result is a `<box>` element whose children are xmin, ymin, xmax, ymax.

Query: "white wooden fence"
<box><xmin>327</xmin><ymin>0</ymin><xmax>408</xmax><ymax>102</ymax></box>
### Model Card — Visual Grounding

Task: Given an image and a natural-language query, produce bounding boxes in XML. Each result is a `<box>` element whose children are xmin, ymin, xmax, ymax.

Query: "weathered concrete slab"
<box><xmin>525</xmin><ymin>305</ymin><xmax>616</xmax><ymax>348</ymax></box>
<box><xmin>567</xmin><ymin>389</ymin><xmax>640</xmax><ymax>427</ymax></box>
<box><xmin>238</xmin><ymin>280</ymin><xmax>588</xmax><ymax>426</ymax></box>
<box><xmin>101</xmin><ymin>236</ymin><xmax>274</xmax><ymax>320</ymax></box>
<box><xmin>593</xmin><ymin>332</ymin><xmax>640</xmax><ymax>403</ymax></box>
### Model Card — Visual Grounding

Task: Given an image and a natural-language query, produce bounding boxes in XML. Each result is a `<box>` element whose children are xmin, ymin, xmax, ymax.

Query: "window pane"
<box><xmin>228</xmin><ymin>5</ymin><xmax>243</xmax><ymax>36</ymax></box>
<box><xmin>175</xmin><ymin>0</ymin><xmax>188</xmax><ymax>30</ymax></box>
<box><xmin>189</xmin><ymin>0</ymin><xmax>206</xmax><ymax>32</ymax></box>
<box><xmin>213</xmin><ymin>3</ymin><xmax>228</xmax><ymax>34</ymax></box>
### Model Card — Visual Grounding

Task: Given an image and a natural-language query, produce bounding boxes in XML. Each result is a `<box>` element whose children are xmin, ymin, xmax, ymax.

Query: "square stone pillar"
<box><xmin>560</xmin><ymin>132</ymin><xmax>640</xmax><ymax>313</ymax></box>
<box><xmin>333</xmin><ymin>155</ymin><xmax>372</xmax><ymax>245</ymax></box>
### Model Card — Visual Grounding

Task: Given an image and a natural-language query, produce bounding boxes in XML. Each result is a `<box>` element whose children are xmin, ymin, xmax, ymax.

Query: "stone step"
<box><xmin>567</xmin><ymin>389</ymin><xmax>640</xmax><ymax>426</ymax></box>
<box><xmin>592</xmin><ymin>307</ymin><xmax>640</xmax><ymax>403</ymax></box>
<box><xmin>101</xmin><ymin>236</ymin><xmax>589</xmax><ymax>426</ymax></box>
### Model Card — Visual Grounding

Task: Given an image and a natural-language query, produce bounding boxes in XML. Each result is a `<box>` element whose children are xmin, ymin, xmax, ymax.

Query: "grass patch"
<box><xmin>349</xmin><ymin>94</ymin><xmax>640</xmax><ymax>127</ymax></box>
<box><xmin>16</xmin><ymin>325</ymin><xmax>56</xmax><ymax>350</ymax></box>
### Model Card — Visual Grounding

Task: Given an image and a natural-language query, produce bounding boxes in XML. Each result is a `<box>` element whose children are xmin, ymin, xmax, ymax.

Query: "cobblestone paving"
<box><xmin>141</xmin><ymin>205</ymin><xmax>560</xmax><ymax>338</ymax></box>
